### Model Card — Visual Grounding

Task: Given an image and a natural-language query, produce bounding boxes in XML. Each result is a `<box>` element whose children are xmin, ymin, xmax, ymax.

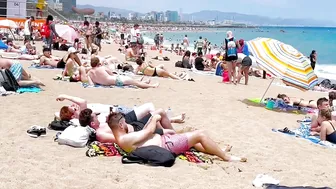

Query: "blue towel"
<box><xmin>16</xmin><ymin>87</ymin><xmax>42</xmax><ymax>93</ymax></box>
<box><xmin>29</xmin><ymin>65</ymin><xmax>63</xmax><ymax>70</ymax></box>
<box><xmin>82</xmin><ymin>83</ymin><xmax>137</xmax><ymax>89</ymax></box>
<box><xmin>0</xmin><ymin>40</ymin><xmax>8</xmax><ymax>49</ymax></box>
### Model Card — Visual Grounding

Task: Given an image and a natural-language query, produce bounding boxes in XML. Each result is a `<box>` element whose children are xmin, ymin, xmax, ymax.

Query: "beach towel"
<box><xmin>247</xmin><ymin>98</ymin><xmax>316</xmax><ymax>115</ymax></box>
<box><xmin>17</xmin><ymin>87</ymin><xmax>42</xmax><ymax>93</ymax></box>
<box><xmin>82</xmin><ymin>83</ymin><xmax>138</xmax><ymax>89</ymax></box>
<box><xmin>0</xmin><ymin>40</ymin><xmax>8</xmax><ymax>50</ymax></box>
<box><xmin>29</xmin><ymin>64</ymin><xmax>63</xmax><ymax>69</ymax></box>
<box><xmin>272</xmin><ymin>120</ymin><xmax>336</xmax><ymax>149</ymax></box>
<box><xmin>189</xmin><ymin>68</ymin><xmax>215</xmax><ymax>76</ymax></box>
<box><xmin>265</xmin><ymin>184</ymin><xmax>332</xmax><ymax>189</ymax></box>
<box><xmin>86</xmin><ymin>141</ymin><xmax>213</xmax><ymax>164</ymax></box>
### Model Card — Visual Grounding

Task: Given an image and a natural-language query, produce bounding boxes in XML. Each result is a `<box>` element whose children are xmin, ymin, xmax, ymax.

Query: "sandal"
<box><xmin>278</xmin><ymin>127</ymin><xmax>295</xmax><ymax>135</ymax></box>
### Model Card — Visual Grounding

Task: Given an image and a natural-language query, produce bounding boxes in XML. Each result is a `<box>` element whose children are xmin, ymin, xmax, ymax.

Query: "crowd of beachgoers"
<box><xmin>1</xmin><ymin>15</ymin><xmax>335</xmax><ymax>188</ymax></box>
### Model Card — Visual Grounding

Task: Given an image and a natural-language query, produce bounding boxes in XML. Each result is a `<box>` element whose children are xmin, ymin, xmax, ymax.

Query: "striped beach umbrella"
<box><xmin>246</xmin><ymin>38</ymin><xmax>318</xmax><ymax>91</ymax></box>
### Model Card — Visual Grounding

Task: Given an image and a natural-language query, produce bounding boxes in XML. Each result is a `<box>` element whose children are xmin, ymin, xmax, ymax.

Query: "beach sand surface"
<box><xmin>0</xmin><ymin>42</ymin><xmax>335</xmax><ymax>189</ymax></box>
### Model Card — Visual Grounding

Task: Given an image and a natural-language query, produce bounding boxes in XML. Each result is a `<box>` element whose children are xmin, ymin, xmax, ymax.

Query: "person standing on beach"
<box><xmin>183</xmin><ymin>35</ymin><xmax>189</xmax><ymax>50</ymax></box>
<box><xmin>310</xmin><ymin>50</ymin><xmax>317</xmax><ymax>70</ymax></box>
<box><xmin>93</xmin><ymin>21</ymin><xmax>103</xmax><ymax>52</ymax></box>
<box><xmin>24</xmin><ymin>16</ymin><xmax>34</xmax><ymax>43</ymax></box>
<box><xmin>196</xmin><ymin>36</ymin><xmax>204</xmax><ymax>54</ymax></box>
<box><xmin>224</xmin><ymin>31</ymin><xmax>240</xmax><ymax>84</ymax></box>
<box><xmin>42</xmin><ymin>15</ymin><xmax>60</xmax><ymax>54</ymax></box>
<box><xmin>203</xmin><ymin>38</ymin><xmax>208</xmax><ymax>55</ymax></box>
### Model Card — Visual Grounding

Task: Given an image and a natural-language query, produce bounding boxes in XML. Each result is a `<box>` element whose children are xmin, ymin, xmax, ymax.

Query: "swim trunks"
<box><xmin>115</xmin><ymin>75</ymin><xmax>124</xmax><ymax>87</ymax></box>
<box><xmin>161</xmin><ymin>134</ymin><xmax>190</xmax><ymax>155</ymax></box>
<box><xmin>9</xmin><ymin>61</ymin><xmax>23</xmax><ymax>81</ymax></box>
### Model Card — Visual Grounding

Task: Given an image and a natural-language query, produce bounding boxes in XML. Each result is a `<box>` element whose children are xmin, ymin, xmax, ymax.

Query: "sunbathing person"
<box><xmin>134</xmin><ymin>58</ymin><xmax>181</xmax><ymax>80</ymax></box>
<box><xmin>106</xmin><ymin>112</ymin><xmax>247</xmax><ymax>162</ymax></box>
<box><xmin>310</xmin><ymin>98</ymin><xmax>330</xmax><ymax>135</ymax></box>
<box><xmin>79</xmin><ymin>107</ymin><xmax>185</xmax><ymax>143</ymax></box>
<box><xmin>88</xmin><ymin>57</ymin><xmax>159</xmax><ymax>88</ymax></box>
<box><xmin>5</xmin><ymin>38</ymin><xmax>21</xmax><ymax>53</ymax></box>
<box><xmin>38</xmin><ymin>48</ymin><xmax>61</xmax><ymax>67</ymax></box>
<box><xmin>318</xmin><ymin>109</ymin><xmax>336</xmax><ymax>144</ymax></box>
<box><xmin>0</xmin><ymin>58</ymin><xmax>44</xmax><ymax>87</ymax></box>
<box><xmin>277</xmin><ymin>94</ymin><xmax>317</xmax><ymax>108</ymax></box>
<box><xmin>56</xmin><ymin>94</ymin><xmax>185</xmax><ymax>123</ymax></box>
<box><xmin>125</xmin><ymin>43</ymin><xmax>140</xmax><ymax>62</ymax></box>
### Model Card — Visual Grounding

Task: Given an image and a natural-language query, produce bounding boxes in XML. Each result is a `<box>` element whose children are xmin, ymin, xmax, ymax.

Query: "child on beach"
<box><xmin>222</xmin><ymin>62</ymin><xmax>230</xmax><ymax>83</ymax></box>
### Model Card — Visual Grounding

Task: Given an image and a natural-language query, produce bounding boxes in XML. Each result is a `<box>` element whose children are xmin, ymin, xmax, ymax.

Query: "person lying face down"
<box><xmin>78</xmin><ymin>106</ymin><xmax>185</xmax><ymax>143</ymax></box>
<box><xmin>277</xmin><ymin>94</ymin><xmax>317</xmax><ymax>109</ymax></box>
<box><xmin>106</xmin><ymin>112</ymin><xmax>247</xmax><ymax>162</ymax></box>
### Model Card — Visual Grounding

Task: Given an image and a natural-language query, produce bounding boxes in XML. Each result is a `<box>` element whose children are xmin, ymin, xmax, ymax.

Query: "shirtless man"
<box><xmin>106</xmin><ymin>112</ymin><xmax>247</xmax><ymax>162</ymax></box>
<box><xmin>88</xmin><ymin>57</ymin><xmax>159</xmax><ymax>89</ymax></box>
<box><xmin>38</xmin><ymin>48</ymin><xmax>61</xmax><ymax>67</ymax></box>
<box><xmin>125</xmin><ymin>43</ymin><xmax>139</xmax><ymax>62</ymax></box>
<box><xmin>310</xmin><ymin>97</ymin><xmax>330</xmax><ymax>134</ymax></box>
<box><xmin>78</xmin><ymin>107</ymin><xmax>184</xmax><ymax>143</ymax></box>
<box><xmin>0</xmin><ymin>58</ymin><xmax>44</xmax><ymax>87</ymax></box>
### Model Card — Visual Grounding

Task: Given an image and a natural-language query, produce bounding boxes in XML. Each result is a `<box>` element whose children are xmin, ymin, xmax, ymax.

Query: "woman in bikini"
<box><xmin>318</xmin><ymin>108</ymin><xmax>336</xmax><ymax>144</ymax></box>
<box><xmin>134</xmin><ymin>58</ymin><xmax>181</xmax><ymax>80</ymax></box>
<box><xmin>277</xmin><ymin>94</ymin><xmax>317</xmax><ymax>108</ymax></box>
<box><xmin>62</xmin><ymin>47</ymin><xmax>90</xmax><ymax>82</ymax></box>
<box><xmin>82</xmin><ymin>21</ymin><xmax>93</xmax><ymax>52</ymax></box>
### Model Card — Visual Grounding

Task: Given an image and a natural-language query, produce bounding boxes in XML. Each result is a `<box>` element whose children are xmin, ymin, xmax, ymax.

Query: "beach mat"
<box><xmin>17</xmin><ymin>86</ymin><xmax>42</xmax><ymax>93</ymax></box>
<box><xmin>29</xmin><ymin>64</ymin><xmax>63</xmax><ymax>70</ymax></box>
<box><xmin>82</xmin><ymin>83</ymin><xmax>138</xmax><ymax>89</ymax></box>
<box><xmin>189</xmin><ymin>69</ymin><xmax>216</xmax><ymax>76</ymax></box>
<box><xmin>86</xmin><ymin>141</ymin><xmax>213</xmax><ymax>164</ymax></box>
<box><xmin>246</xmin><ymin>98</ymin><xmax>316</xmax><ymax>115</ymax></box>
<box><xmin>272</xmin><ymin>120</ymin><xmax>336</xmax><ymax>149</ymax></box>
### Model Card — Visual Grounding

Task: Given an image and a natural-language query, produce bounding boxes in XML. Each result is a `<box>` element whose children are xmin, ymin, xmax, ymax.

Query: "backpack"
<box><xmin>48</xmin><ymin>120</ymin><xmax>72</xmax><ymax>131</ymax></box>
<box><xmin>41</xmin><ymin>23</ymin><xmax>51</xmax><ymax>38</ymax></box>
<box><xmin>121</xmin><ymin>146</ymin><xmax>176</xmax><ymax>167</ymax></box>
<box><xmin>0</xmin><ymin>69</ymin><xmax>19</xmax><ymax>91</ymax></box>
<box><xmin>226</xmin><ymin>38</ymin><xmax>237</xmax><ymax>57</ymax></box>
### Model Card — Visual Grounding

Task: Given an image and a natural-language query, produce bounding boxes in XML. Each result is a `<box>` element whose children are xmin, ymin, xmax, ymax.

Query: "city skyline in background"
<box><xmin>76</xmin><ymin>0</ymin><xmax>336</xmax><ymax>22</ymax></box>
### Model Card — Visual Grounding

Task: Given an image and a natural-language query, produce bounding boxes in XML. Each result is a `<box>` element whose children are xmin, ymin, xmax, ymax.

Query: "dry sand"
<box><xmin>0</xmin><ymin>42</ymin><xmax>335</xmax><ymax>189</ymax></box>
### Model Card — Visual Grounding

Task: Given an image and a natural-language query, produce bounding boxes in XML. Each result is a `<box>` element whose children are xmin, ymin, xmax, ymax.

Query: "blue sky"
<box><xmin>77</xmin><ymin>0</ymin><xmax>333</xmax><ymax>21</ymax></box>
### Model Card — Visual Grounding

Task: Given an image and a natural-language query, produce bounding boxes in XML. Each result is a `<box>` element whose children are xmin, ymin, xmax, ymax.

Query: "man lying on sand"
<box><xmin>107</xmin><ymin>111</ymin><xmax>247</xmax><ymax>162</ymax></box>
<box><xmin>79</xmin><ymin>107</ymin><xmax>185</xmax><ymax>143</ymax></box>
<box><xmin>38</xmin><ymin>48</ymin><xmax>61</xmax><ymax>68</ymax></box>
<box><xmin>277</xmin><ymin>94</ymin><xmax>317</xmax><ymax>109</ymax></box>
<box><xmin>56</xmin><ymin>94</ymin><xmax>184</xmax><ymax>123</ymax></box>
<box><xmin>0</xmin><ymin>58</ymin><xmax>45</xmax><ymax>87</ymax></box>
<box><xmin>88</xmin><ymin>57</ymin><xmax>159</xmax><ymax>88</ymax></box>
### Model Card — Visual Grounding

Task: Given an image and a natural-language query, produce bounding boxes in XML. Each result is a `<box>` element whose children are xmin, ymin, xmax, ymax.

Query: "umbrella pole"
<box><xmin>260</xmin><ymin>78</ymin><xmax>275</xmax><ymax>103</ymax></box>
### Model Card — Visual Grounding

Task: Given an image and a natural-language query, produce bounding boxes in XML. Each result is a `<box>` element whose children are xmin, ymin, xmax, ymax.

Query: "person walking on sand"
<box><xmin>310</xmin><ymin>50</ymin><xmax>317</xmax><ymax>70</ymax></box>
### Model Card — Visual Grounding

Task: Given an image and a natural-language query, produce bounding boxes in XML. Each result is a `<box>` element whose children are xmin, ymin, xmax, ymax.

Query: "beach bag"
<box><xmin>56</xmin><ymin>125</ymin><xmax>94</xmax><ymax>148</ymax></box>
<box><xmin>175</xmin><ymin>61</ymin><xmax>183</xmax><ymax>68</ymax></box>
<box><xmin>226</xmin><ymin>38</ymin><xmax>237</xmax><ymax>57</ymax></box>
<box><xmin>41</xmin><ymin>23</ymin><xmax>51</xmax><ymax>38</ymax></box>
<box><xmin>0</xmin><ymin>69</ymin><xmax>19</xmax><ymax>91</ymax></box>
<box><xmin>222</xmin><ymin>70</ymin><xmax>229</xmax><ymax>82</ymax></box>
<box><xmin>48</xmin><ymin>120</ymin><xmax>72</xmax><ymax>131</ymax></box>
<box><xmin>121</xmin><ymin>146</ymin><xmax>176</xmax><ymax>167</ymax></box>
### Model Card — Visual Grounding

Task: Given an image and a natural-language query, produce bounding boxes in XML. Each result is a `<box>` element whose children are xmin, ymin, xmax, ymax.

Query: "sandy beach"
<box><xmin>0</xmin><ymin>42</ymin><xmax>334</xmax><ymax>189</ymax></box>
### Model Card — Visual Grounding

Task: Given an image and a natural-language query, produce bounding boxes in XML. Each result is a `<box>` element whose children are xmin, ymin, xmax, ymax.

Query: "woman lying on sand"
<box><xmin>0</xmin><ymin>59</ymin><xmax>44</xmax><ymax>87</ymax></box>
<box><xmin>277</xmin><ymin>94</ymin><xmax>317</xmax><ymax>108</ymax></box>
<box><xmin>1</xmin><ymin>40</ymin><xmax>39</xmax><ymax>60</ymax></box>
<box><xmin>134</xmin><ymin>58</ymin><xmax>182</xmax><ymax>80</ymax></box>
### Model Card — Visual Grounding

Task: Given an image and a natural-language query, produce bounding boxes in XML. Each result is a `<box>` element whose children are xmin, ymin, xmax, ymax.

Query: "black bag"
<box><xmin>122</xmin><ymin>146</ymin><xmax>176</xmax><ymax>167</ymax></box>
<box><xmin>0</xmin><ymin>69</ymin><xmax>19</xmax><ymax>91</ymax></box>
<box><xmin>48</xmin><ymin>120</ymin><xmax>72</xmax><ymax>131</ymax></box>
<box><xmin>175</xmin><ymin>61</ymin><xmax>183</xmax><ymax>68</ymax></box>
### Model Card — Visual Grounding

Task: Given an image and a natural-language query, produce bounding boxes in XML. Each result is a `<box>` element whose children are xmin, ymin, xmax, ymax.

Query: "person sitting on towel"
<box><xmin>318</xmin><ymin>109</ymin><xmax>336</xmax><ymax>144</ymax></box>
<box><xmin>310</xmin><ymin>98</ymin><xmax>330</xmax><ymax>135</ymax></box>
<box><xmin>277</xmin><ymin>94</ymin><xmax>317</xmax><ymax>108</ymax></box>
<box><xmin>88</xmin><ymin>57</ymin><xmax>159</xmax><ymax>89</ymax></box>
<box><xmin>78</xmin><ymin>107</ymin><xmax>185</xmax><ymax>143</ymax></box>
<box><xmin>106</xmin><ymin>111</ymin><xmax>247</xmax><ymax>162</ymax></box>
<box><xmin>0</xmin><ymin>58</ymin><xmax>44</xmax><ymax>87</ymax></box>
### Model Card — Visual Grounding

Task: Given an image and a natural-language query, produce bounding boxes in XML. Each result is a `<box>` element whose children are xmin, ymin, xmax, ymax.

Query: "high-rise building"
<box><xmin>165</xmin><ymin>10</ymin><xmax>179</xmax><ymax>22</ymax></box>
<box><xmin>59</xmin><ymin>0</ymin><xmax>76</xmax><ymax>13</ymax></box>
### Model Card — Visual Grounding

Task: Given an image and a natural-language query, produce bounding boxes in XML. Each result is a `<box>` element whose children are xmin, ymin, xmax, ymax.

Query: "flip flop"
<box><xmin>278</xmin><ymin>127</ymin><xmax>295</xmax><ymax>135</ymax></box>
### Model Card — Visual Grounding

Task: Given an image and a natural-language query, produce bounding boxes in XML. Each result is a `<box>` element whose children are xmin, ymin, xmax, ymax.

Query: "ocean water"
<box><xmin>142</xmin><ymin>27</ymin><xmax>336</xmax><ymax>80</ymax></box>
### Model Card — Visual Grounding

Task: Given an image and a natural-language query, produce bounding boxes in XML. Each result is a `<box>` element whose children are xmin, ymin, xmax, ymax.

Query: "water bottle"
<box><xmin>166</xmin><ymin>107</ymin><xmax>173</xmax><ymax>119</ymax></box>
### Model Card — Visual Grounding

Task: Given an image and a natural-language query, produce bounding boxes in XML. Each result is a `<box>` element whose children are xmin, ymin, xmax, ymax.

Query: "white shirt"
<box><xmin>24</xmin><ymin>20</ymin><xmax>31</xmax><ymax>35</ymax></box>
<box><xmin>130</xmin><ymin>28</ymin><xmax>140</xmax><ymax>42</ymax></box>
